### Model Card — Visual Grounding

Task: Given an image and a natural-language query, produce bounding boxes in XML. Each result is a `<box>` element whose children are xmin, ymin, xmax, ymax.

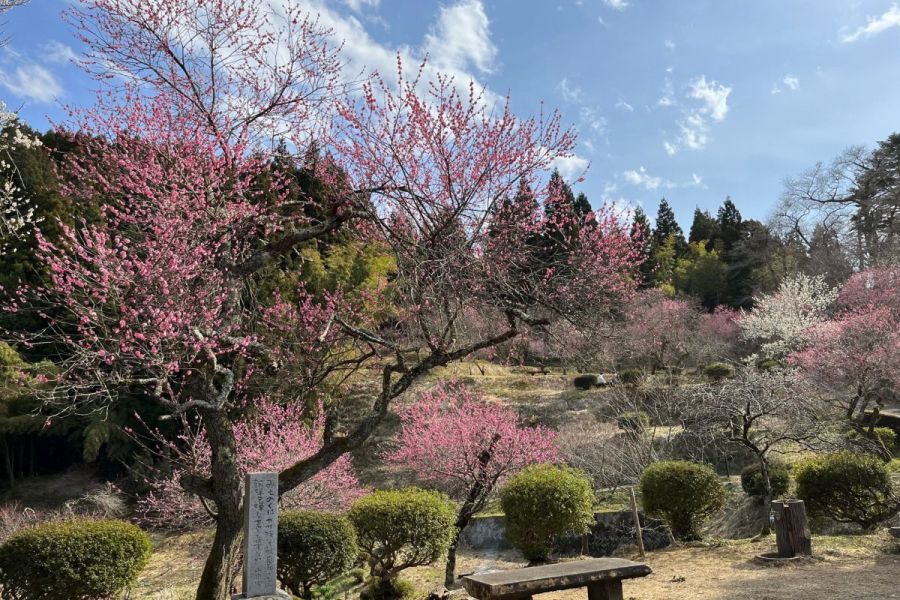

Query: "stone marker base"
<box><xmin>231</xmin><ymin>592</ymin><xmax>291</xmax><ymax>599</ymax></box>
<box><xmin>752</xmin><ymin>551</ymin><xmax>807</xmax><ymax>566</ymax></box>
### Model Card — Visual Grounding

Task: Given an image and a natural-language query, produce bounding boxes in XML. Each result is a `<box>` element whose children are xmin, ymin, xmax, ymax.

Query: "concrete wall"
<box><xmin>460</xmin><ymin>510</ymin><xmax>670</xmax><ymax>556</ymax></box>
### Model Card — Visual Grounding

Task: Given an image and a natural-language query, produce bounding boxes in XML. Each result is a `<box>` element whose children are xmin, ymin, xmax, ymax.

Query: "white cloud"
<box><xmin>0</xmin><ymin>64</ymin><xmax>62</xmax><ymax>102</ymax></box>
<box><xmin>552</xmin><ymin>154</ymin><xmax>590</xmax><ymax>180</ymax></box>
<box><xmin>557</xmin><ymin>77</ymin><xmax>583</xmax><ymax>103</ymax></box>
<box><xmin>688</xmin><ymin>75</ymin><xmax>731</xmax><ymax>121</ymax></box>
<box><xmin>664</xmin><ymin>39</ymin><xmax>676</xmax><ymax>50</ymax></box>
<box><xmin>289</xmin><ymin>0</ymin><xmax>500</xmax><ymax>109</ymax></box>
<box><xmin>771</xmin><ymin>74</ymin><xmax>800</xmax><ymax>95</ymax></box>
<box><xmin>615</xmin><ymin>98</ymin><xmax>634</xmax><ymax>111</ymax></box>
<box><xmin>579</xmin><ymin>106</ymin><xmax>606</xmax><ymax>134</ymax></box>
<box><xmin>842</xmin><ymin>3</ymin><xmax>900</xmax><ymax>43</ymax></box>
<box><xmin>678</xmin><ymin>112</ymin><xmax>709</xmax><ymax>150</ymax></box>
<box><xmin>623</xmin><ymin>166</ymin><xmax>662</xmax><ymax>190</ymax></box>
<box><xmin>603</xmin><ymin>0</ymin><xmax>629</xmax><ymax>10</ymax></box>
<box><xmin>661</xmin><ymin>75</ymin><xmax>730</xmax><ymax>153</ymax></box>
<box><xmin>424</xmin><ymin>0</ymin><xmax>496</xmax><ymax>74</ymax></box>
<box><xmin>657</xmin><ymin>70</ymin><xmax>675</xmax><ymax>107</ymax></box>
<box><xmin>42</xmin><ymin>41</ymin><xmax>78</xmax><ymax>65</ymax></box>
<box><xmin>341</xmin><ymin>0</ymin><xmax>380</xmax><ymax>11</ymax></box>
<box><xmin>689</xmin><ymin>173</ymin><xmax>707</xmax><ymax>189</ymax></box>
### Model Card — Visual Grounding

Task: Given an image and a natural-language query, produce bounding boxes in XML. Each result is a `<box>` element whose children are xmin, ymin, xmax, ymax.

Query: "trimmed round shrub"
<box><xmin>500</xmin><ymin>464</ymin><xmax>594</xmax><ymax>562</ymax></box>
<box><xmin>755</xmin><ymin>358</ymin><xmax>780</xmax><ymax>371</ymax></box>
<box><xmin>845</xmin><ymin>427</ymin><xmax>898</xmax><ymax>456</ymax></box>
<box><xmin>349</xmin><ymin>488</ymin><xmax>455</xmax><ymax>596</ymax></box>
<box><xmin>640</xmin><ymin>461</ymin><xmax>726</xmax><ymax>541</ymax></box>
<box><xmin>618</xmin><ymin>368</ymin><xmax>643</xmax><ymax>385</ymax></box>
<box><xmin>703</xmin><ymin>362</ymin><xmax>734</xmax><ymax>381</ymax></box>
<box><xmin>0</xmin><ymin>518</ymin><xmax>152</xmax><ymax>600</ymax></box>
<box><xmin>794</xmin><ymin>452</ymin><xmax>897</xmax><ymax>530</ymax></box>
<box><xmin>573</xmin><ymin>374</ymin><xmax>597</xmax><ymax>390</ymax></box>
<box><xmin>617</xmin><ymin>411</ymin><xmax>651</xmax><ymax>434</ymax></box>
<box><xmin>279</xmin><ymin>510</ymin><xmax>359</xmax><ymax>598</ymax></box>
<box><xmin>740</xmin><ymin>462</ymin><xmax>790</xmax><ymax>501</ymax></box>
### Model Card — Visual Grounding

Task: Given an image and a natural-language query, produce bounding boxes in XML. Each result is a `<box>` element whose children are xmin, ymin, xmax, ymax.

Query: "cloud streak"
<box><xmin>0</xmin><ymin>63</ymin><xmax>62</xmax><ymax>103</ymax></box>
<box><xmin>842</xmin><ymin>4</ymin><xmax>900</xmax><ymax>43</ymax></box>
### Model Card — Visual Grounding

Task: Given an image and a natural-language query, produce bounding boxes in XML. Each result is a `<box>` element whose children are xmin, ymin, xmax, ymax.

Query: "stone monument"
<box><xmin>232</xmin><ymin>472</ymin><xmax>290</xmax><ymax>600</ymax></box>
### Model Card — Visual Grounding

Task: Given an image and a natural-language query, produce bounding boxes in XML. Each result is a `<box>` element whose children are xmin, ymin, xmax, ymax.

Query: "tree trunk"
<box><xmin>444</xmin><ymin>528</ymin><xmax>462</xmax><ymax>588</ymax></box>
<box><xmin>773</xmin><ymin>500</ymin><xmax>811</xmax><ymax>558</ymax></box>
<box><xmin>444</xmin><ymin>437</ymin><xmax>499</xmax><ymax>587</ymax></box>
<box><xmin>758</xmin><ymin>456</ymin><xmax>773</xmax><ymax>536</ymax></box>
<box><xmin>195</xmin><ymin>408</ymin><xmax>245</xmax><ymax>600</ymax></box>
<box><xmin>0</xmin><ymin>435</ymin><xmax>13</xmax><ymax>490</ymax></box>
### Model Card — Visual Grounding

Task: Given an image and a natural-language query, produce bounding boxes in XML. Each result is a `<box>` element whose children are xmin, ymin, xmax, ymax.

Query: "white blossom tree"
<box><xmin>738</xmin><ymin>273</ymin><xmax>837</xmax><ymax>362</ymax></box>
<box><xmin>0</xmin><ymin>103</ymin><xmax>43</xmax><ymax>254</ymax></box>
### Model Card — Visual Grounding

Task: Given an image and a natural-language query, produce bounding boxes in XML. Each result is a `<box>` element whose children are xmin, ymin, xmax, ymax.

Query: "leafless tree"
<box><xmin>689</xmin><ymin>368</ymin><xmax>838</xmax><ymax>531</ymax></box>
<box><xmin>557</xmin><ymin>385</ymin><xmax>714</xmax><ymax>495</ymax></box>
<box><xmin>774</xmin><ymin>136</ymin><xmax>900</xmax><ymax>270</ymax></box>
<box><xmin>0</xmin><ymin>1</ymin><xmax>28</xmax><ymax>46</ymax></box>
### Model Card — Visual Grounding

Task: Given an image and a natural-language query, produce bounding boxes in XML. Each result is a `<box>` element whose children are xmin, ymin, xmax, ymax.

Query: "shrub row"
<box><xmin>0</xmin><ymin>519</ymin><xmax>151</xmax><ymax>600</ymax></box>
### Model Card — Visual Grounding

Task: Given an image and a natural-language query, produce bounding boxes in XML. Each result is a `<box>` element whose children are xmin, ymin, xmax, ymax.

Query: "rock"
<box><xmin>427</xmin><ymin>587</ymin><xmax>451</xmax><ymax>600</ymax></box>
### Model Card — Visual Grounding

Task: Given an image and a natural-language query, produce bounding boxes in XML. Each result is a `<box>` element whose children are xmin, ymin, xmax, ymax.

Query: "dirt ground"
<box><xmin>445</xmin><ymin>534</ymin><xmax>900</xmax><ymax>600</ymax></box>
<box><xmin>136</xmin><ymin>530</ymin><xmax>900</xmax><ymax>600</ymax></box>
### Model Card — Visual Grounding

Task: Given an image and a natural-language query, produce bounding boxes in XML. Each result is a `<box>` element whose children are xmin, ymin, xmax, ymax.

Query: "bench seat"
<box><xmin>462</xmin><ymin>558</ymin><xmax>651</xmax><ymax>600</ymax></box>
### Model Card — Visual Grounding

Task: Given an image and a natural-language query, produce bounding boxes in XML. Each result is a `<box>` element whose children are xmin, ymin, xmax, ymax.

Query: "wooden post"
<box><xmin>629</xmin><ymin>488</ymin><xmax>645</xmax><ymax>557</ymax></box>
<box><xmin>587</xmin><ymin>581</ymin><xmax>624</xmax><ymax>600</ymax></box>
<box><xmin>772</xmin><ymin>500</ymin><xmax>812</xmax><ymax>557</ymax></box>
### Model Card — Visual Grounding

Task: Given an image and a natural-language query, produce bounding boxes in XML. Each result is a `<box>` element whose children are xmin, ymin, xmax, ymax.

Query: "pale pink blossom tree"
<box><xmin>790</xmin><ymin>267</ymin><xmax>900</xmax><ymax>441</ymax></box>
<box><xmin>387</xmin><ymin>381</ymin><xmax>557</xmax><ymax>585</ymax></box>
<box><xmin>2</xmin><ymin>2</ymin><xmax>641</xmax><ymax>598</ymax></box>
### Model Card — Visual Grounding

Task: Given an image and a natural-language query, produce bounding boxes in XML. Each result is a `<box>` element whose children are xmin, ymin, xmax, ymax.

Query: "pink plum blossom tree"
<box><xmin>387</xmin><ymin>381</ymin><xmax>557</xmax><ymax>586</ymax></box>
<box><xmin>790</xmin><ymin>267</ymin><xmax>900</xmax><ymax>441</ymax></box>
<box><xmin>137</xmin><ymin>399</ymin><xmax>366</xmax><ymax>530</ymax></box>
<box><xmin>2</xmin><ymin>2</ymin><xmax>642</xmax><ymax>598</ymax></box>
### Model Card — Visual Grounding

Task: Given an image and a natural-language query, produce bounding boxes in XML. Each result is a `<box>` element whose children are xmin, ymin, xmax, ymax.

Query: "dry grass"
<box><xmin>132</xmin><ymin>528</ymin><xmax>900</xmax><ymax>600</ymax></box>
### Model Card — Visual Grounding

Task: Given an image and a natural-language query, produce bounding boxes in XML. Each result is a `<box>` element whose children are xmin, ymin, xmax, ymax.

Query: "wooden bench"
<box><xmin>462</xmin><ymin>558</ymin><xmax>651</xmax><ymax>600</ymax></box>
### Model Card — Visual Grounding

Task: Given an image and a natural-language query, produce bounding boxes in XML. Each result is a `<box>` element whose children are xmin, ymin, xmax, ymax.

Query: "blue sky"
<box><xmin>3</xmin><ymin>1</ymin><xmax>900</xmax><ymax>229</ymax></box>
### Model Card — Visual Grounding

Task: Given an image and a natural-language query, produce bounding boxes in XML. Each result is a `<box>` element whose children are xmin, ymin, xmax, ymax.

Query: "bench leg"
<box><xmin>587</xmin><ymin>581</ymin><xmax>623</xmax><ymax>600</ymax></box>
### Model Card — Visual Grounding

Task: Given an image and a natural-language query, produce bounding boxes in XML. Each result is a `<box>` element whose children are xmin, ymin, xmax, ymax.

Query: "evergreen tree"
<box><xmin>716</xmin><ymin>197</ymin><xmax>743</xmax><ymax>255</ymax></box>
<box><xmin>651</xmin><ymin>198</ymin><xmax>687</xmax><ymax>256</ymax></box>
<box><xmin>674</xmin><ymin>243</ymin><xmax>728</xmax><ymax>309</ymax></box>
<box><xmin>688</xmin><ymin>208</ymin><xmax>719</xmax><ymax>250</ymax></box>
<box><xmin>631</xmin><ymin>206</ymin><xmax>654</xmax><ymax>286</ymax></box>
<box><xmin>573</xmin><ymin>191</ymin><xmax>595</xmax><ymax>227</ymax></box>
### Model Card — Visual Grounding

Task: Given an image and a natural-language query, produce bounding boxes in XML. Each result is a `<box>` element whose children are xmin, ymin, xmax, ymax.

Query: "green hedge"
<box><xmin>703</xmin><ymin>362</ymin><xmax>734</xmax><ymax>381</ymax></box>
<box><xmin>573</xmin><ymin>375</ymin><xmax>597</xmax><ymax>390</ymax></box>
<box><xmin>845</xmin><ymin>427</ymin><xmax>898</xmax><ymax>456</ymax></box>
<box><xmin>740</xmin><ymin>462</ymin><xmax>790</xmax><ymax>501</ymax></box>
<box><xmin>279</xmin><ymin>510</ymin><xmax>358</xmax><ymax>598</ymax></box>
<box><xmin>640</xmin><ymin>461</ymin><xmax>725</xmax><ymax>541</ymax></box>
<box><xmin>795</xmin><ymin>452</ymin><xmax>897</xmax><ymax>529</ymax></box>
<box><xmin>617</xmin><ymin>411</ymin><xmax>651</xmax><ymax>434</ymax></box>
<box><xmin>349</xmin><ymin>488</ymin><xmax>455</xmax><ymax>594</ymax></box>
<box><xmin>0</xmin><ymin>518</ymin><xmax>151</xmax><ymax>600</ymax></box>
<box><xmin>500</xmin><ymin>464</ymin><xmax>594</xmax><ymax>562</ymax></box>
<box><xmin>618</xmin><ymin>369</ymin><xmax>643</xmax><ymax>385</ymax></box>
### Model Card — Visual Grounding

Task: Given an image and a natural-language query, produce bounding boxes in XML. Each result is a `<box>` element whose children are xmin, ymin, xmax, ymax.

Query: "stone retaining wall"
<box><xmin>460</xmin><ymin>510</ymin><xmax>670</xmax><ymax>556</ymax></box>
